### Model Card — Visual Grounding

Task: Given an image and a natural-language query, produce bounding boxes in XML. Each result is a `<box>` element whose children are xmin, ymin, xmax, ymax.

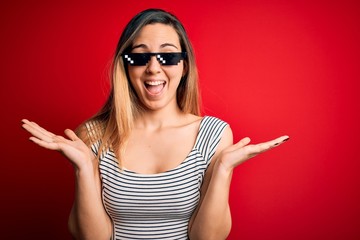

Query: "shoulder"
<box><xmin>194</xmin><ymin>115</ymin><xmax>232</xmax><ymax>158</ymax></box>
<box><xmin>205</xmin><ymin>116</ymin><xmax>233</xmax><ymax>156</ymax></box>
<box><xmin>75</xmin><ymin>120</ymin><xmax>105</xmax><ymax>146</ymax></box>
<box><xmin>218</xmin><ymin>125</ymin><xmax>233</xmax><ymax>150</ymax></box>
<box><xmin>201</xmin><ymin>116</ymin><xmax>230</xmax><ymax>137</ymax></box>
<box><xmin>202</xmin><ymin>116</ymin><xmax>228</xmax><ymax>126</ymax></box>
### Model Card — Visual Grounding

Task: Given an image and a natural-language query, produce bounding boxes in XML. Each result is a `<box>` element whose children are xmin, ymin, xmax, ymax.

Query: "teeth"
<box><xmin>145</xmin><ymin>80</ymin><xmax>165</xmax><ymax>86</ymax></box>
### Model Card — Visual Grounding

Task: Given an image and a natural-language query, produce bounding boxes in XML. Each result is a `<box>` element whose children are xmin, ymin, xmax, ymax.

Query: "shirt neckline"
<box><xmin>122</xmin><ymin>116</ymin><xmax>208</xmax><ymax>176</ymax></box>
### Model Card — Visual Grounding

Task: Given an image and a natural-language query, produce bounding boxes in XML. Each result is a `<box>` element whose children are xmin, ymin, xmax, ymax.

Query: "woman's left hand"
<box><xmin>217</xmin><ymin>135</ymin><xmax>289</xmax><ymax>173</ymax></box>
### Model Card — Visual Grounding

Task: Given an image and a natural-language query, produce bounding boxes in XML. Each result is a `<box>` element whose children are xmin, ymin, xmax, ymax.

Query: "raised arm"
<box><xmin>21</xmin><ymin>119</ymin><xmax>112</xmax><ymax>240</ymax></box>
<box><xmin>188</xmin><ymin>126</ymin><xmax>289</xmax><ymax>239</ymax></box>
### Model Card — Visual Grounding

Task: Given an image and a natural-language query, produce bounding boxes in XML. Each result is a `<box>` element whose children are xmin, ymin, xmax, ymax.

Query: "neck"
<box><xmin>134</xmin><ymin>106</ymin><xmax>186</xmax><ymax>130</ymax></box>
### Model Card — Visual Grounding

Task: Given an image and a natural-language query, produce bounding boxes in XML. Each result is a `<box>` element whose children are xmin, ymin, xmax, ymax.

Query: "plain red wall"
<box><xmin>1</xmin><ymin>0</ymin><xmax>359</xmax><ymax>239</ymax></box>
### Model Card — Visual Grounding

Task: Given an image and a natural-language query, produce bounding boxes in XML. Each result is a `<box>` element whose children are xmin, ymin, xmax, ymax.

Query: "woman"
<box><xmin>22</xmin><ymin>9</ymin><xmax>289</xmax><ymax>240</ymax></box>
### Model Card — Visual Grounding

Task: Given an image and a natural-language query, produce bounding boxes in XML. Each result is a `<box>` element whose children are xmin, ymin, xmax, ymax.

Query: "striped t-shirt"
<box><xmin>89</xmin><ymin>116</ymin><xmax>228</xmax><ymax>240</ymax></box>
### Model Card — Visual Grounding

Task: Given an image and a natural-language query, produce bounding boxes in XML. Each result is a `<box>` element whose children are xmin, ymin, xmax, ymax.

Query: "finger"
<box><xmin>31</xmin><ymin>121</ymin><xmax>55</xmax><ymax>137</ymax></box>
<box><xmin>30</xmin><ymin>134</ymin><xmax>75</xmax><ymax>151</ymax></box>
<box><xmin>249</xmin><ymin>135</ymin><xmax>290</xmax><ymax>155</ymax></box>
<box><xmin>29</xmin><ymin>136</ymin><xmax>60</xmax><ymax>150</ymax></box>
<box><xmin>22</xmin><ymin>119</ymin><xmax>51</xmax><ymax>135</ymax></box>
<box><xmin>228</xmin><ymin>137</ymin><xmax>251</xmax><ymax>151</ymax></box>
<box><xmin>22</xmin><ymin>121</ymin><xmax>55</xmax><ymax>143</ymax></box>
<box><xmin>272</xmin><ymin>135</ymin><xmax>290</xmax><ymax>147</ymax></box>
<box><xmin>22</xmin><ymin>119</ymin><xmax>55</xmax><ymax>139</ymax></box>
<box><xmin>235</xmin><ymin>137</ymin><xmax>251</xmax><ymax>147</ymax></box>
<box><xmin>64</xmin><ymin>129</ymin><xmax>79</xmax><ymax>141</ymax></box>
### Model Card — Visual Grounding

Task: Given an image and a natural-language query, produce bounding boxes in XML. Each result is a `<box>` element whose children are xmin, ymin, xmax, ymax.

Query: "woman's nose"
<box><xmin>146</xmin><ymin>56</ymin><xmax>161</xmax><ymax>74</ymax></box>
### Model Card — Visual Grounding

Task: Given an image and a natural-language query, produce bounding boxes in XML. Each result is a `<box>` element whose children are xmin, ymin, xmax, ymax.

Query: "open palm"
<box><xmin>22</xmin><ymin>119</ymin><xmax>94</xmax><ymax>170</ymax></box>
<box><xmin>219</xmin><ymin>135</ymin><xmax>289</xmax><ymax>171</ymax></box>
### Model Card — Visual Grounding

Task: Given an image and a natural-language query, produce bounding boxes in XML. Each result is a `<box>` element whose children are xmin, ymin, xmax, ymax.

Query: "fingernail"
<box><xmin>275</xmin><ymin>137</ymin><xmax>290</xmax><ymax>146</ymax></box>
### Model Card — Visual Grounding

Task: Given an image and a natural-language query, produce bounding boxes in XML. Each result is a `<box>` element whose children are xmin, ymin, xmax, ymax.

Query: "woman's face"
<box><xmin>127</xmin><ymin>23</ymin><xmax>186</xmax><ymax>112</ymax></box>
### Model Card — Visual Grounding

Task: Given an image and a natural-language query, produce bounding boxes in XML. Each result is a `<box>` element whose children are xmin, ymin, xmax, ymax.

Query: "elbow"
<box><xmin>67</xmin><ymin>215</ymin><xmax>113</xmax><ymax>240</ymax></box>
<box><xmin>68</xmin><ymin>216</ymin><xmax>79</xmax><ymax>239</ymax></box>
<box><xmin>212</xmin><ymin>222</ymin><xmax>232</xmax><ymax>240</ymax></box>
<box><xmin>189</xmin><ymin>232</ymin><xmax>231</xmax><ymax>240</ymax></box>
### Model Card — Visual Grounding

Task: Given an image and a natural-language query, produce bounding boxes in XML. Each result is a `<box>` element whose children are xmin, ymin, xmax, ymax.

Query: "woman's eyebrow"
<box><xmin>132</xmin><ymin>44</ymin><xmax>147</xmax><ymax>50</ymax></box>
<box><xmin>131</xmin><ymin>43</ymin><xmax>178</xmax><ymax>50</ymax></box>
<box><xmin>160</xmin><ymin>43</ymin><xmax>178</xmax><ymax>49</ymax></box>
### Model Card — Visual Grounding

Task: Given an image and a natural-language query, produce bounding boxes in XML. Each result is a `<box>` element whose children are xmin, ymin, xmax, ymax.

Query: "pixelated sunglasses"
<box><xmin>122</xmin><ymin>52</ymin><xmax>187</xmax><ymax>66</ymax></box>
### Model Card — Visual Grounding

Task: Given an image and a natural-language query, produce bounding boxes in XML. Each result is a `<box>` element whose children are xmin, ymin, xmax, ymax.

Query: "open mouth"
<box><xmin>144</xmin><ymin>80</ymin><xmax>166</xmax><ymax>95</ymax></box>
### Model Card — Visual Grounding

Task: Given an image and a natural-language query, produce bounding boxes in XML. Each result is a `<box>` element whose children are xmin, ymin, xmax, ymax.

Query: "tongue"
<box><xmin>146</xmin><ymin>84</ymin><xmax>164</xmax><ymax>94</ymax></box>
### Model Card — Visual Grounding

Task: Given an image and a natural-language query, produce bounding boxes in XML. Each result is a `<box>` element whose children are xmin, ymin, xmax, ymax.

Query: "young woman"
<box><xmin>22</xmin><ymin>9</ymin><xmax>289</xmax><ymax>240</ymax></box>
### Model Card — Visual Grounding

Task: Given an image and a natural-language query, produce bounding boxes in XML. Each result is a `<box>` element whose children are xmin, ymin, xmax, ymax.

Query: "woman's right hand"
<box><xmin>21</xmin><ymin>119</ymin><xmax>94</xmax><ymax>170</ymax></box>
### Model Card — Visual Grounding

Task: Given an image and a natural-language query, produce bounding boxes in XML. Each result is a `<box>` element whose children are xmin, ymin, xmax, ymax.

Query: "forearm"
<box><xmin>189</xmin><ymin>163</ymin><xmax>233</xmax><ymax>240</ymax></box>
<box><xmin>68</xmin><ymin>164</ymin><xmax>112</xmax><ymax>240</ymax></box>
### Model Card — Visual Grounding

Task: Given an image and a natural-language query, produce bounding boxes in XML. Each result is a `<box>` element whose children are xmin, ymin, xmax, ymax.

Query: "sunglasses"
<box><xmin>122</xmin><ymin>52</ymin><xmax>187</xmax><ymax>66</ymax></box>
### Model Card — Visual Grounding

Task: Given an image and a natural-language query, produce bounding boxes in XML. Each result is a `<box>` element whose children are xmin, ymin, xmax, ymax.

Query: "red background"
<box><xmin>1</xmin><ymin>0</ymin><xmax>359</xmax><ymax>239</ymax></box>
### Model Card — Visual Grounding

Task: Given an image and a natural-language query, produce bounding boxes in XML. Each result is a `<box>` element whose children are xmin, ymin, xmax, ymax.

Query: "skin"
<box><xmin>128</xmin><ymin>24</ymin><xmax>185</xmax><ymax>113</ymax></box>
<box><xmin>124</xmin><ymin>23</ymin><xmax>201</xmax><ymax>174</ymax></box>
<box><xmin>22</xmin><ymin>23</ymin><xmax>289</xmax><ymax>240</ymax></box>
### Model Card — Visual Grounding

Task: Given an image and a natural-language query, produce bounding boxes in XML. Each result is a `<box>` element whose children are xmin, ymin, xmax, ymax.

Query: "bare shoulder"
<box><xmin>213</xmin><ymin>124</ymin><xmax>233</xmax><ymax>161</ymax></box>
<box><xmin>183</xmin><ymin>113</ymin><xmax>203</xmax><ymax>126</ymax></box>
<box><xmin>220</xmin><ymin>125</ymin><xmax>234</xmax><ymax>147</ymax></box>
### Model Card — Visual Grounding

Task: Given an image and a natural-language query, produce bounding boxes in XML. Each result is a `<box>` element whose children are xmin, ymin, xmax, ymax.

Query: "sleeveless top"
<box><xmin>87</xmin><ymin>116</ymin><xmax>228</xmax><ymax>240</ymax></box>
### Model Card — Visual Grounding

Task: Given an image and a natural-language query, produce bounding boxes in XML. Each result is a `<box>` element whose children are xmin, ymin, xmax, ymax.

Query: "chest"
<box><xmin>99</xmin><ymin>151</ymin><xmax>204</xmax><ymax>239</ymax></box>
<box><xmin>123</xmin><ymin>124</ymin><xmax>199</xmax><ymax>174</ymax></box>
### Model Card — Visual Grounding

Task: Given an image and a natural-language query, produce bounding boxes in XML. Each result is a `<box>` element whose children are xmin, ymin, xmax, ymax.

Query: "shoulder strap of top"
<box><xmin>86</xmin><ymin>117</ymin><xmax>228</xmax><ymax>164</ymax></box>
<box><xmin>194</xmin><ymin>116</ymin><xmax>228</xmax><ymax>165</ymax></box>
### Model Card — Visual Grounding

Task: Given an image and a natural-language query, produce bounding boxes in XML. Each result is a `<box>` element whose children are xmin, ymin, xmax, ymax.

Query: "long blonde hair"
<box><xmin>79</xmin><ymin>9</ymin><xmax>200</xmax><ymax>166</ymax></box>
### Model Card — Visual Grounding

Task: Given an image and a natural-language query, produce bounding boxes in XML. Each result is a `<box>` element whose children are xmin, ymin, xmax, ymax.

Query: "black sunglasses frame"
<box><xmin>122</xmin><ymin>52</ymin><xmax>187</xmax><ymax>66</ymax></box>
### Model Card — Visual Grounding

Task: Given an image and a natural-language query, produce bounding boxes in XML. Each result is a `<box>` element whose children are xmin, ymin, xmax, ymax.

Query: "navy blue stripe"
<box><xmin>86</xmin><ymin>116</ymin><xmax>228</xmax><ymax>240</ymax></box>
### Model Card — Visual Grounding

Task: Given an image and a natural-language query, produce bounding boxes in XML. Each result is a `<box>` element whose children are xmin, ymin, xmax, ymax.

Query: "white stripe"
<box><xmin>86</xmin><ymin>116</ymin><xmax>228</xmax><ymax>239</ymax></box>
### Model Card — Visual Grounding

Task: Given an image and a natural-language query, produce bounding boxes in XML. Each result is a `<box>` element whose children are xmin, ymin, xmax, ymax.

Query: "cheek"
<box><xmin>128</xmin><ymin>67</ymin><xmax>144</xmax><ymax>85</ymax></box>
<box><xmin>167</xmin><ymin>64</ymin><xmax>185</xmax><ymax>80</ymax></box>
